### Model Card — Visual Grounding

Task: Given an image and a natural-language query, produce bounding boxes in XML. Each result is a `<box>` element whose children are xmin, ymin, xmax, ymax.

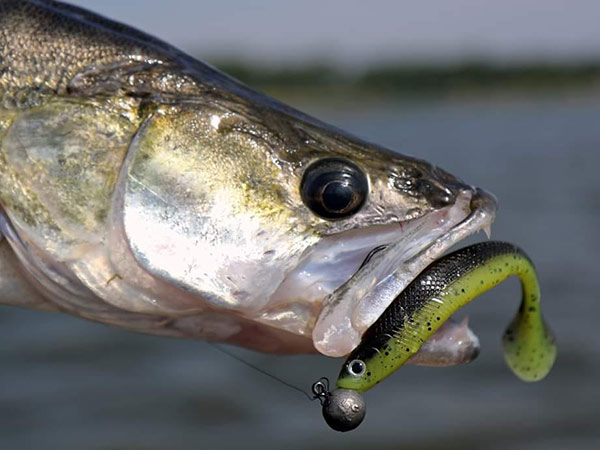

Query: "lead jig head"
<box><xmin>312</xmin><ymin>378</ymin><xmax>366</xmax><ymax>432</ymax></box>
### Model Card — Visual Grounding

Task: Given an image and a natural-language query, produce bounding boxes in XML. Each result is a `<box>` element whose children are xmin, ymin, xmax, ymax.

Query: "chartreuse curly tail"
<box><xmin>337</xmin><ymin>241</ymin><xmax>557</xmax><ymax>393</ymax></box>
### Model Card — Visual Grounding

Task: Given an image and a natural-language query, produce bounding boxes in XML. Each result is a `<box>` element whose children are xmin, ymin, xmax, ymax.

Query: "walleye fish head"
<box><xmin>114</xmin><ymin>94</ymin><xmax>496</xmax><ymax>356</ymax></box>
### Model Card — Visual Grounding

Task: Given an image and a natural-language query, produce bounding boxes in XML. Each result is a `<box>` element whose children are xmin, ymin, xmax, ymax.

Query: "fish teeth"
<box><xmin>483</xmin><ymin>223</ymin><xmax>492</xmax><ymax>239</ymax></box>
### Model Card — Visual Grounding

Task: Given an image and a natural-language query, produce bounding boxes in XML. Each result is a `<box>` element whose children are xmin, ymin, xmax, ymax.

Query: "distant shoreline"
<box><xmin>208</xmin><ymin>59</ymin><xmax>600</xmax><ymax>100</ymax></box>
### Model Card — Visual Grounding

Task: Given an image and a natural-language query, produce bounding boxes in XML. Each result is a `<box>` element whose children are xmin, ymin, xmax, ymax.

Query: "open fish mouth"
<box><xmin>312</xmin><ymin>187</ymin><xmax>498</xmax><ymax>357</ymax></box>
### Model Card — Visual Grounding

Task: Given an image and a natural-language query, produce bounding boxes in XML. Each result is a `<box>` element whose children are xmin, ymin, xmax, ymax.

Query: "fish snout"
<box><xmin>469</xmin><ymin>186</ymin><xmax>498</xmax><ymax>213</ymax></box>
<box><xmin>405</xmin><ymin>164</ymin><xmax>475</xmax><ymax>209</ymax></box>
<box><xmin>425</xmin><ymin>165</ymin><xmax>498</xmax><ymax>217</ymax></box>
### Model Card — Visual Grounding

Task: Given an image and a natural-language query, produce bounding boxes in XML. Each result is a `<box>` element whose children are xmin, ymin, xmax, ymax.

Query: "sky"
<box><xmin>68</xmin><ymin>0</ymin><xmax>600</xmax><ymax>66</ymax></box>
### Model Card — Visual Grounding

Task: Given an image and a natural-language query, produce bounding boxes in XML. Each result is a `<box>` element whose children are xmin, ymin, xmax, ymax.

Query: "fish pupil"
<box><xmin>322</xmin><ymin>181</ymin><xmax>353</xmax><ymax>212</ymax></box>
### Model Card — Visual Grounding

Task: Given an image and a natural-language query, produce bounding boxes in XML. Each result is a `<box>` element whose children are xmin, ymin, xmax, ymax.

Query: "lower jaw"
<box><xmin>313</xmin><ymin>188</ymin><xmax>497</xmax><ymax>358</ymax></box>
<box><xmin>313</xmin><ymin>189</ymin><xmax>496</xmax><ymax>356</ymax></box>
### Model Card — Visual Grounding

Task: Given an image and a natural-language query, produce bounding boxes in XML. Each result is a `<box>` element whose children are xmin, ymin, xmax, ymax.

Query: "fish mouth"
<box><xmin>312</xmin><ymin>187</ymin><xmax>498</xmax><ymax>357</ymax></box>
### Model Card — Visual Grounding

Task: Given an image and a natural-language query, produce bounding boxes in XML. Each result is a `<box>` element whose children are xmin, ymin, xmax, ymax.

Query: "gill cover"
<box><xmin>115</xmin><ymin>104</ymin><xmax>315</xmax><ymax>312</ymax></box>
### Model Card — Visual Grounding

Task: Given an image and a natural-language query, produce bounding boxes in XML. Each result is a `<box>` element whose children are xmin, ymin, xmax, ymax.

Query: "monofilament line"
<box><xmin>208</xmin><ymin>343</ymin><xmax>314</xmax><ymax>401</ymax></box>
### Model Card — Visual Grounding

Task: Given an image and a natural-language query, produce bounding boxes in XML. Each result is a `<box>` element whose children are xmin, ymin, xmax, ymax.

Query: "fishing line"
<box><xmin>208</xmin><ymin>344</ymin><xmax>365</xmax><ymax>431</ymax></box>
<box><xmin>208</xmin><ymin>343</ymin><xmax>315</xmax><ymax>401</ymax></box>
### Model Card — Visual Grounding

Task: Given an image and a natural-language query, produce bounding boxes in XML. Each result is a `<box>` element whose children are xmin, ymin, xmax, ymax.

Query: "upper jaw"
<box><xmin>312</xmin><ymin>187</ymin><xmax>498</xmax><ymax>357</ymax></box>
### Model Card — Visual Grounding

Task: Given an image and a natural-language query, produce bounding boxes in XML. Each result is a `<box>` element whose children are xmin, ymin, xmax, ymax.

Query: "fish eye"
<box><xmin>347</xmin><ymin>359</ymin><xmax>366</xmax><ymax>377</ymax></box>
<box><xmin>300</xmin><ymin>158</ymin><xmax>368</xmax><ymax>219</ymax></box>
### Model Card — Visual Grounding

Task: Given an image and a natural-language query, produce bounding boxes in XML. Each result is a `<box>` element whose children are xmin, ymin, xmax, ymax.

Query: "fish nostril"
<box><xmin>438</xmin><ymin>196</ymin><xmax>453</xmax><ymax>207</ymax></box>
<box><xmin>416</xmin><ymin>179</ymin><xmax>456</xmax><ymax>208</ymax></box>
<box><xmin>431</xmin><ymin>189</ymin><xmax>454</xmax><ymax>208</ymax></box>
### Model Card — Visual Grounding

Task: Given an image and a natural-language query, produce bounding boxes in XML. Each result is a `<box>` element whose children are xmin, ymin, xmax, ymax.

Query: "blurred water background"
<box><xmin>1</xmin><ymin>1</ymin><xmax>600</xmax><ymax>449</ymax></box>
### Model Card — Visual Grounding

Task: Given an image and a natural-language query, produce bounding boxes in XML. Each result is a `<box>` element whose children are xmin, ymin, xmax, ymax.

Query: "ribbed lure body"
<box><xmin>337</xmin><ymin>241</ymin><xmax>557</xmax><ymax>392</ymax></box>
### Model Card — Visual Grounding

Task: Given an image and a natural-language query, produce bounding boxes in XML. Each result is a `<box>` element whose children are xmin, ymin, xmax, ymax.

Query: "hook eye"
<box><xmin>311</xmin><ymin>377</ymin><xmax>331</xmax><ymax>404</ymax></box>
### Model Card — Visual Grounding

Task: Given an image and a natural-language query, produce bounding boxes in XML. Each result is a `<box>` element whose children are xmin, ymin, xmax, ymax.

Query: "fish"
<box><xmin>0</xmin><ymin>0</ymin><xmax>496</xmax><ymax>361</ymax></box>
<box><xmin>336</xmin><ymin>241</ymin><xmax>557</xmax><ymax>393</ymax></box>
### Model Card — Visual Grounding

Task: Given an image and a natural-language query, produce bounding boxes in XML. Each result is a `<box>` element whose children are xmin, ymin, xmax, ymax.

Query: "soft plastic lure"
<box><xmin>319</xmin><ymin>241</ymin><xmax>556</xmax><ymax>431</ymax></box>
<box><xmin>336</xmin><ymin>241</ymin><xmax>556</xmax><ymax>394</ymax></box>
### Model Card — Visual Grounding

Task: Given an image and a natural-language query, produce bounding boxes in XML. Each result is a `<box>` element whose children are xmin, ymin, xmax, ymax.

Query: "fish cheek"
<box><xmin>117</xmin><ymin>106</ymin><xmax>317</xmax><ymax>313</ymax></box>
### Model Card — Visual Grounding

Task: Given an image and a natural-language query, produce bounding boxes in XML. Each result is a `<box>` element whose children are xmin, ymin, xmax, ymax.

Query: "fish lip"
<box><xmin>312</xmin><ymin>187</ymin><xmax>498</xmax><ymax>357</ymax></box>
<box><xmin>400</xmin><ymin>187</ymin><xmax>498</xmax><ymax>275</ymax></box>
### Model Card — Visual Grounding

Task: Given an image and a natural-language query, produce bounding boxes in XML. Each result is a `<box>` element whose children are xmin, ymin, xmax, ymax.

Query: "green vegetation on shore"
<box><xmin>209</xmin><ymin>60</ymin><xmax>600</xmax><ymax>98</ymax></box>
